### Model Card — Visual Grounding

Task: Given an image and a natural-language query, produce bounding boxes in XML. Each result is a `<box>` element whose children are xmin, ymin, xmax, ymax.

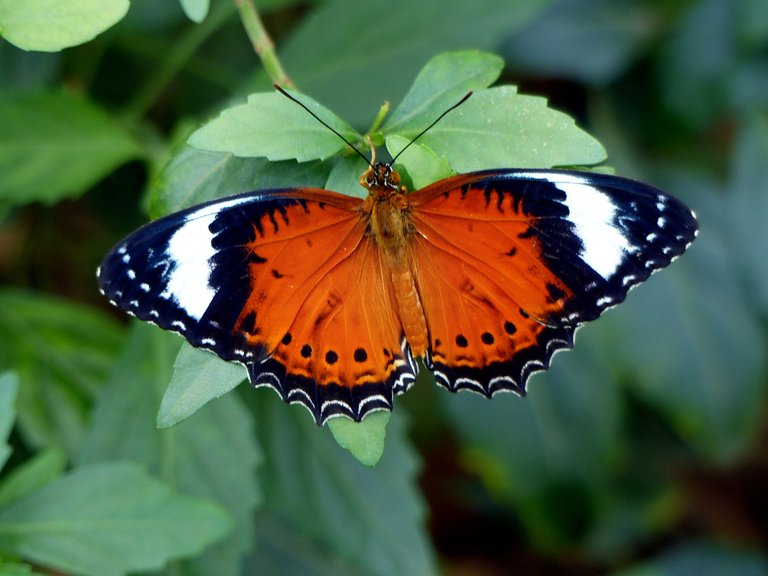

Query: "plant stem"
<box><xmin>234</xmin><ymin>0</ymin><xmax>293</xmax><ymax>87</ymax></box>
<box><xmin>122</xmin><ymin>1</ymin><xmax>236</xmax><ymax>123</ymax></box>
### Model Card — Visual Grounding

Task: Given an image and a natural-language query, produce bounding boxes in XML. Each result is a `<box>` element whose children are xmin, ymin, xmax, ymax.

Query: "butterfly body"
<box><xmin>98</xmin><ymin>167</ymin><xmax>697</xmax><ymax>424</ymax></box>
<box><xmin>363</xmin><ymin>162</ymin><xmax>430</xmax><ymax>358</ymax></box>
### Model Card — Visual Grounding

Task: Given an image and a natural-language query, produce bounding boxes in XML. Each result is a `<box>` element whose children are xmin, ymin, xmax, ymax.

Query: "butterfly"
<box><xmin>98</xmin><ymin>92</ymin><xmax>698</xmax><ymax>426</ymax></box>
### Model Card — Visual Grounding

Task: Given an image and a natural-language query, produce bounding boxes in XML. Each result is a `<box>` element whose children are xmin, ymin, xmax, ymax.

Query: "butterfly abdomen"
<box><xmin>389</xmin><ymin>265</ymin><xmax>429</xmax><ymax>358</ymax></box>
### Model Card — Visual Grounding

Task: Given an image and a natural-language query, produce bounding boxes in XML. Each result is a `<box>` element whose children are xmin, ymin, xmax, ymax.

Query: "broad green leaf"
<box><xmin>383</xmin><ymin>50</ymin><xmax>504</xmax><ymax>133</ymax></box>
<box><xmin>150</xmin><ymin>146</ymin><xmax>332</xmax><ymax>218</ymax></box>
<box><xmin>0</xmin><ymin>448</ymin><xmax>66</xmax><ymax>509</ymax></box>
<box><xmin>0</xmin><ymin>0</ymin><xmax>129</xmax><ymax>52</ymax></box>
<box><xmin>327</xmin><ymin>411</ymin><xmax>390</xmax><ymax>467</ymax></box>
<box><xmin>250</xmin><ymin>513</ymin><xmax>365</xmax><ymax>576</ymax></box>
<box><xmin>157</xmin><ymin>343</ymin><xmax>245</xmax><ymax>428</ymax></box>
<box><xmin>180</xmin><ymin>0</ymin><xmax>209</xmax><ymax>23</ymax></box>
<box><xmin>397</xmin><ymin>86</ymin><xmax>606</xmax><ymax>171</ymax></box>
<box><xmin>0</xmin><ymin>462</ymin><xmax>231</xmax><ymax>576</ymax></box>
<box><xmin>77</xmin><ymin>324</ymin><xmax>261</xmax><ymax>576</ymax></box>
<box><xmin>0</xmin><ymin>290</ymin><xmax>124</xmax><ymax>456</ymax></box>
<box><xmin>188</xmin><ymin>91</ymin><xmax>359</xmax><ymax>161</ymax></box>
<box><xmin>254</xmin><ymin>393</ymin><xmax>438</xmax><ymax>575</ymax></box>
<box><xmin>0</xmin><ymin>91</ymin><xmax>140</xmax><ymax>206</ymax></box>
<box><xmin>611</xmin><ymin>540</ymin><xmax>768</xmax><ymax>576</ymax></box>
<box><xmin>277</xmin><ymin>0</ymin><xmax>548</xmax><ymax>127</ymax></box>
<box><xmin>610</xmin><ymin>177</ymin><xmax>766</xmax><ymax>464</ymax></box>
<box><xmin>442</xmin><ymin>328</ymin><xmax>622</xmax><ymax>550</ymax></box>
<box><xmin>385</xmin><ymin>136</ymin><xmax>452</xmax><ymax>190</ymax></box>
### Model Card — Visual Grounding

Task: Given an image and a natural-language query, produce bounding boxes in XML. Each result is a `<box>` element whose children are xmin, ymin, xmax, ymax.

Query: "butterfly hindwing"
<box><xmin>408</xmin><ymin>169</ymin><xmax>698</xmax><ymax>395</ymax></box>
<box><xmin>98</xmin><ymin>188</ymin><xmax>416</xmax><ymax>423</ymax></box>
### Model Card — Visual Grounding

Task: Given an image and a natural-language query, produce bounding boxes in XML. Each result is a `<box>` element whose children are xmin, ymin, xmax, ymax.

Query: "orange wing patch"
<box><xmin>249</xmin><ymin>234</ymin><xmax>418</xmax><ymax>423</ymax></box>
<box><xmin>408</xmin><ymin>175</ymin><xmax>578</xmax><ymax>394</ymax></box>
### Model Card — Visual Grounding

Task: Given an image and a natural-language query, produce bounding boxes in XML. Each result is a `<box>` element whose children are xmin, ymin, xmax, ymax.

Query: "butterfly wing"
<box><xmin>407</xmin><ymin>169</ymin><xmax>698</xmax><ymax>395</ymax></box>
<box><xmin>98</xmin><ymin>188</ymin><xmax>416</xmax><ymax>423</ymax></box>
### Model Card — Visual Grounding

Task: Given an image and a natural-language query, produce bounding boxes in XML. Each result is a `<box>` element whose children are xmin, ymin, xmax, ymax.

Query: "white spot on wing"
<box><xmin>163</xmin><ymin>214</ymin><xmax>217</xmax><ymax>320</ymax></box>
<box><xmin>162</xmin><ymin>197</ymin><xmax>252</xmax><ymax>321</ymax></box>
<box><xmin>557</xmin><ymin>179</ymin><xmax>636</xmax><ymax>280</ymax></box>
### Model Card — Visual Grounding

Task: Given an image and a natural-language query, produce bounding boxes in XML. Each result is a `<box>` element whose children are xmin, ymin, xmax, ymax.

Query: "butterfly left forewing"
<box><xmin>98</xmin><ymin>187</ymin><xmax>417</xmax><ymax>424</ymax></box>
<box><xmin>408</xmin><ymin>169</ymin><xmax>697</xmax><ymax>395</ymax></box>
<box><xmin>98</xmin><ymin>189</ymin><xmax>364</xmax><ymax>361</ymax></box>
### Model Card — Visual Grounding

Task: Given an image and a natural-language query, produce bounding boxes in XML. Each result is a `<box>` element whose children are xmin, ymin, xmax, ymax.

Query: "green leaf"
<box><xmin>278</xmin><ymin>0</ymin><xmax>548</xmax><ymax>127</ymax></box>
<box><xmin>383</xmin><ymin>50</ymin><xmax>504</xmax><ymax>133</ymax></box>
<box><xmin>188</xmin><ymin>91</ymin><xmax>359</xmax><ymax>161</ymax></box>
<box><xmin>0</xmin><ymin>0</ymin><xmax>129</xmax><ymax>52</ymax></box>
<box><xmin>157</xmin><ymin>343</ymin><xmax>245</xmax><ymax>428</ymax></box>
<box><xmin>0</xmin><ymin>91</ymin><xmax>140</xmax><ymax>206</ymax></box>
<box><xmin>180</xmin><ymin>0</ymin><xmax>209</xmax><ymax>23</ymax></box>
<box><xmin>392</xmin><ymin>86</ymin><xmax>607</xmax><ymax>172</ymax></box>
<box><xmin>385</xmin><ymin>136</ymin><xmax>453</xmax><ymax>190</ymax></box>
<box><xmin>254</xmin><ymin>394</ymin><xmax>438</xmax><ymax>575</ymax></box>
<box><xmin>0</xmin><ymin>289</ymin><xmax>124</xmax><ymax>457</ymax></box>
<box><xmin>0</xmin><ymin>462</ymin><xmax>231</xmax><ymax>576</ymax></box>
<box><xmin>150</xmin><ymin>146</ymin><xmax>331</xmax><ymax>218</ymax></box>
<box><xmin>0</xmin><ymin>448</ymin><xmax>66</xmax><ymax>509</ymax></box>
<box><xmin>0</xmin><ymin>372</ymin><xmax>18</xmax><ymax>472</ymax></box>
<box><xmin>327</xmin><ymin>411</ymin><xmax>390</xmax><ymax>467</ymax></box>
<box><xmin>611</xmin><ymin>540</ymin><xmax>768</xmax><ymax>576</ymax></box>
<box><xmin>324</xmin><ymin>155</ymin><xmax>369</xmax><ymax>198</ymax></box>
<box><xmin>610</xmin><ymin>175</ymin><xmax>766</xmax><ymax>464</ymax></box>
<box><xmin>77</xmin><ymin>324</ymin><xmax>261</xmax><ymax>576</ymax></box>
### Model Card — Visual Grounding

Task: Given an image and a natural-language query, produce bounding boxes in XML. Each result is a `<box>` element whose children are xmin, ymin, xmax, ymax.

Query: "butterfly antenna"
<box><xmin>273</xmin><ymin>83</ymin><xmax>373</xmax><ymax>168</ymax></box>
<box><xmin>391</xmin><ymin>91</ymin><xmax>473</xmax><ymax>163</ymax></box>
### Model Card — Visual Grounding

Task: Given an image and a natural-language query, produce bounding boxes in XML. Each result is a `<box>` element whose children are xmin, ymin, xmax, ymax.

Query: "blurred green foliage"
<box><xmin>1</xmin><ymin>0</ymin><xmax>767</xmax><ymax>574</ymax></box>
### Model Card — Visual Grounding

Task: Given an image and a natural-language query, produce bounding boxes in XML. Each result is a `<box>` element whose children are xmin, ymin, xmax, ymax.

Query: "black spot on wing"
<box><xmin>246</xmin><ymin>345</ymin><xmax>419</xmax><ymax>425</ymax></box>
<box><xmin>432</xmin><ymin>324</ymin><xmax>575</xmax><ymax>397</ymax></box>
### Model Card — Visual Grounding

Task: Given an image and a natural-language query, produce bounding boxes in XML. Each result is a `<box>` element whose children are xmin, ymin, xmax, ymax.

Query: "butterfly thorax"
<box><xmin>361</xmin><ymin>162</ymin><xmax>429</xmax><ymax>357</ymax></box>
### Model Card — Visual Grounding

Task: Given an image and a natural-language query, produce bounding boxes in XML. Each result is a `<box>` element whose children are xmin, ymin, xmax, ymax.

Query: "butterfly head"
<box><xmin>361</xmin><ymin>162</ymin><xmax>402</xmax><ymax>195</ymax></box>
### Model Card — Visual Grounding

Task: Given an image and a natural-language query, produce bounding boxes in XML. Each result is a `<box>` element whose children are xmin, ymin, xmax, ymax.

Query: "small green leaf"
<box><xmin>157</xmin><ymin>343</ymin><xmax>245</xmax><ymax>428</ymax></box>
<box><xmin>180</xmin><ymin>0</ymin><xmax>209</xmax><ymax>23</ymax></box>
<box><xmin>385</xmin><ymin>135</ymin><xmax>453</xmax><ymax>190</ymax></box>
<box><xmin>0</xmin><ymin>462</ymin><xmax>231</xmax><ymax>576</ymax></box>
<box><xmin>327</xmin><ymin>411</ymin><xmax>390</xmax><ymax>467</ymax></box>
<box><xmin>404</xmin><ymin>86</ymin><xmax>607</xmax><ymax>171</ymax></box>
<box><xmin>384</xmin><ymin>50</ymin><xmax>504</xmax><ymax>133</ymax></box>
<box><xmin>0</xmin><ymin>372</ymin><xmax>18</xmax><ymax>471</ymax></box>
<box><xmin>188</xmin><ymin>91</ymin><xmax>359</xmax><ymax>162</ymax></box>
<box><xmin>0</xmin><ymin>91</ymin><xmax>140</xmax><ymax>206</ymax></box>
<box><xmin>0</xmin><ymin>0</ymin><xmax>129</xmax><ymax>51</ymax></box>
<box><xmin>324</xmin><ymin>155</ymin><xmax>369</xmax><ymax>197</ymax></box>
<box><xmin>0</xmin><ymin>448</ymin><xmax>66</xmax><ymax>509</ymax></box>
